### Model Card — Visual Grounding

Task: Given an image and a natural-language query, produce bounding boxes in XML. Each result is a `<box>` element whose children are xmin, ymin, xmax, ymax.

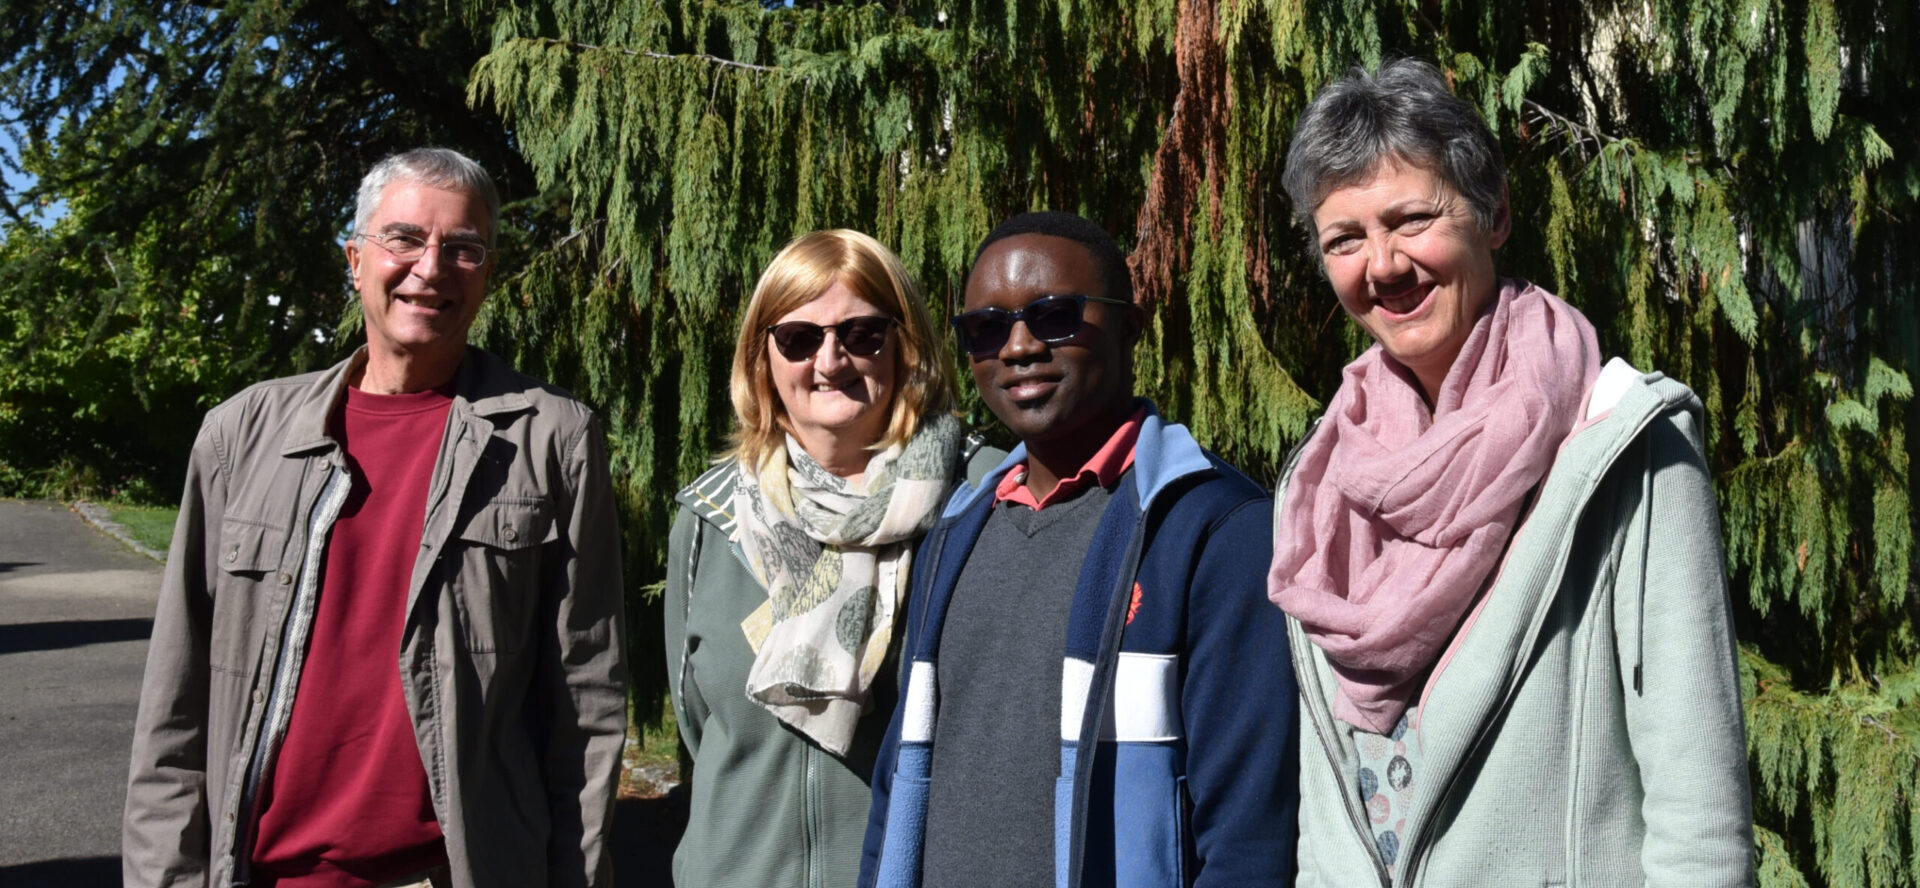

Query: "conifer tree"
<box><xmin>470</xmin><ymin>1</ymin><xmax>1916</xmax><ymax>882</ymax></box>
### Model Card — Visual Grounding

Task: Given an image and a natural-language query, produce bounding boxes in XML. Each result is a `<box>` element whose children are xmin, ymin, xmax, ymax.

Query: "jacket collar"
<box><xmin>675</xmin><ymin>462</ymin><xmax>741</xmax><ymax>530</ymax></box>
<box><xmin>943</xmin><ymin>399</ymin><xmax>1213</xmax><ymax>519</ymax></box>
<box><xmin>1288</xmin><ymin>363</ymin><xmax>1703</xmax><ymax>879</ymax></box>
<box><xmin>278</xmin><ymin>346</ymin><xmax>534</xmax><ymax>457</ymax></box>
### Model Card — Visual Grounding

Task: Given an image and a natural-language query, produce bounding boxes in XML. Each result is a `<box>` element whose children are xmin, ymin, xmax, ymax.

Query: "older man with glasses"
<box><xmin>123</xmin><ymin>148</ymin><xmax>626</xmax><ymax>888</ymax></box>
<box><xmin>859</xmin><ymin>211</ymin><xmax>1299</xmax><ymax>888</ymax></box>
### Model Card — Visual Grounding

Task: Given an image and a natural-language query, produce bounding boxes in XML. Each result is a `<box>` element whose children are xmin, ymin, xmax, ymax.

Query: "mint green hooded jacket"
<box><xmin>1279</xmin><ymin>363</ymin><xmax>1754</xmax><ymax>887</ymax></box>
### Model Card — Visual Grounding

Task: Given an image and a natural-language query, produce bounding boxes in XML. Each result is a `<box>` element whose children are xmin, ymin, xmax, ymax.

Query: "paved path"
<box><xmin>0</xmin><ymin>499</ymin><xmax>159</xmax><ymax>886</ymax></box>
<box><xmin>0</xmin><ymin>499</ymin><xmax>687</xmax><ymax>885</ymax></box>
<box><xmin>0</xmin><ymin>500</ymin><xmax>683</xmax><ymax>885</ymax></box>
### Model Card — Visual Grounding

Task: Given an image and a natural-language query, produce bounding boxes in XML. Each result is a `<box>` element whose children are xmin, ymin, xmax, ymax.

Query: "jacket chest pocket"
<box><xmin>212</xmin><ymin>518</ymin><xmax>291</xmax><ymax>673</ymax></box>
<box><xmin>447</xmin><ymin>498</ymin><xmax>556</xmax><ymax>652</ymax></box>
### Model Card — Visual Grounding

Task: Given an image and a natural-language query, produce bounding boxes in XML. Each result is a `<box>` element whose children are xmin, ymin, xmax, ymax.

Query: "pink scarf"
<box><xmin>1269</xmin><ymin>279</ymin><xmax>1600</xmax><ymax>733</ymax></box>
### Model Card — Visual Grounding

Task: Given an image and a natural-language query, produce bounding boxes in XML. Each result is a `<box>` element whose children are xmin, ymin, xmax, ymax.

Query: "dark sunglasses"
<box><xmin>950</xmin><ymin>293</ymin><xmax>1134</xmax><ymax>358</ymax></box>
<box><xmin>765</xmin><ymin>316</ymin><xmax>896</xmax><ymax>362</ymax></box>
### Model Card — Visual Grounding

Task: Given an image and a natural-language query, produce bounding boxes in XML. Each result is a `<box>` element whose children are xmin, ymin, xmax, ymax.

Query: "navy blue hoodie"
<box><xmin>860</xmin><ymin>405</ymin><xmax>1298</xmax><ymax>888</ymax></box>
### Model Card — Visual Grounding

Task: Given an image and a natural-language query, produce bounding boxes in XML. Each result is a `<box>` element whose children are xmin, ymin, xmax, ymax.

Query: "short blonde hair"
<box><xmin>728</xmin><ymin>230</ymin><xmax>957</xmax><ymax>469</ymax></box>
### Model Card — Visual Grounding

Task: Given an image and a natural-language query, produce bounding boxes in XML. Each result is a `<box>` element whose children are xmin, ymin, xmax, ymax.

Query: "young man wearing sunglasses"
<box><xmin>123</xmin><ymin>149</ymin><xmax>626</xmax><ymax>888</ymax></box>
<box><xmin>860</xmin><ymin>212</ymin><xmax>1298</xmax><ymax>888</ymax></box>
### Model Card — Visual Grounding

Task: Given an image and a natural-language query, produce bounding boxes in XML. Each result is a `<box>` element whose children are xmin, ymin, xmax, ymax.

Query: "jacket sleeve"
<box><xmin>1619</xmin><ymin>412</ymin><xmax>1754</xmax><ymax>886</ymax></box>
<box><xmin>858</xmin><ymin>669</ymin><xmax>906</xmax><ymax>888</ymax></box>
<box><xmin>124</xmin><ymin>416</ymin><xmax>226</xmax><ymax>887</ymax></box>
<box><xmin>859</xmin><ymin>529</ymin><xmax>934</xmax><ymax>888</ymax></box>
<box><xmin>539</xmin><ymin>414</ymin><xmax>628</xmax><ymax>888</ymax></box>
<box><xmin>1182</xmin><ymin>496</ymin><xmax>1299</xmax><ymax>886</ymax></box>
<box><xmin>664</xmin><ymin>507</ymin><xmax>708</xmax><ymax>761</ymax></box>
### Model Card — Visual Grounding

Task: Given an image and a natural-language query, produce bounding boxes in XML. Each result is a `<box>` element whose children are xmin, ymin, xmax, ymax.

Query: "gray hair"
<box><xmin>352</xmin><ymin>148</ymin><xmax>501</xmax><ymax>244</ymax></box>
<box><xmin>1282</xmin><ymin>59</ymin><xmax>1506</xmax><ymax>234</ymax></box>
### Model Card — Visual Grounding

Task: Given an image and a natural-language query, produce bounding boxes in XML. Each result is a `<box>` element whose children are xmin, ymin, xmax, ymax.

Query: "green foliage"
<box><xmin>0</xmin><ymin>0</ymin><xmax>675</xmax><ymax>720</ymax></box>
<box><xmin>5</xmin><ymin>1</ymin><xmax>1914</xmax><ymax>879</ymax></box>
<box><xmin>1746</xmin><ymin>648</ymin><xmax>1920</xmax><ymax>886</ymax></box>
<box><xmin>0</xmin><ymin>0</ymin><xmax>528</xmax><ymax>496</ymax></box>
<box><xmin>468</xmin><ymin>1</ymin><xmax>1916</xmax><ymax>882</ymax></box>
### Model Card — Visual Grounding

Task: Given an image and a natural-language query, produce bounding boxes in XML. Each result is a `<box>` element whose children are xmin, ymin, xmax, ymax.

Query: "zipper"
<box><xmin>869</xmin><ymin>510</ymin><xmax>952</xmax><ymax>880</ymax></box>
<box><xmin>1290</xmin><ymin>624</ymin><xmax>1392</xmax><ymax>888</ymax></box>
<box><xmin>229</xmin><ymin>465</ymin><xmax>352</xmax><ymax>886</ymax></box>
<box><xmin>1065</xmin><ymin>512</ymin><xmax>1152</xmax><ymax>888</ymax></box>
<box><xmin>1276</xmin><ymin>419</ymin><xmax>1390</xmax><ymax>886</ymax></box>
<box><xmin>1394</xmin><ymin>406</ymin><xmax>1670</xmax><ymax>887</ymax></box>
<box><xmin>1391</xmin><ymin>657</ymin><xmax>1513</xmax><ymax>887</ymax></box>
<box><xmin>804</xmin><ymin>744</ymin><xmax>821</xmax><ymax>888</ymax></box>
<box><xmin>673</xmin><ymin>511</ymin><xmax>707</xmax><ymax>723</ymax></box>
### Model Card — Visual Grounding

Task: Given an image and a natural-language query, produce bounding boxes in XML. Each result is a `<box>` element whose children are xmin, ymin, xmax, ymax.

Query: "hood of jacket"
<box><xmin>1284</xmin><ymin>359</ymin><xmax>1752</xmax><ymax>887</ymax></box>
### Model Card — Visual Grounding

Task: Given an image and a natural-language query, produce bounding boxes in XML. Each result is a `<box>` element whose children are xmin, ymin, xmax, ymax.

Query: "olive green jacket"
<box><xmin>123</xmin><ymin>348</ymin><xmax>627</xmax><ymax>888</ymax></box>
<box><xmin>1283</xmin><ymin>363</ymin><xmax>1754</xmax><ymax>887</ymax></box>
<box><xmin>665</xmin><ymin>440</ymin><xmax>998</xmax><ymax>888</ymax></box>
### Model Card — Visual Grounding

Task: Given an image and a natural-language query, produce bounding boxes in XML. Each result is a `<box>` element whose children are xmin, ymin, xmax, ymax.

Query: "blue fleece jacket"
<box><xmin>860</xmin><ymin>406</ymin><xmax>1298</xmax><ymax>888</ymax></box>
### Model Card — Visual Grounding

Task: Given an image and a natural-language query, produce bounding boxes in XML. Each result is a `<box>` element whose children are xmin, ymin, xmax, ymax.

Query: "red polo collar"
<box><xmin>993</xmin><ymin>407</ymin><xmax>1147</xmax><ymax>510</ymax></box>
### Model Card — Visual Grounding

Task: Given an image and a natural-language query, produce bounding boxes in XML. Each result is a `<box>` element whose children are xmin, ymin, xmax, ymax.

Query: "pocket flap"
<box><xmin>218</xmin><ymin>519</ymin><xmax>285</xmax><ymax>574</ymax></box>
<box><xmin>456</xmin><ymin>499</ymin><xmax>555</xmax><ymax>551</ymax></box>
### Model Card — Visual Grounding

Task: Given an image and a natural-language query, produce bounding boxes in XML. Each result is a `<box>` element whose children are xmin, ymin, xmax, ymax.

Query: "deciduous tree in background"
<box><xmin>0</xmin><ymin>0</ymin><xmax>530</xmax><ymax>494</ymax></box>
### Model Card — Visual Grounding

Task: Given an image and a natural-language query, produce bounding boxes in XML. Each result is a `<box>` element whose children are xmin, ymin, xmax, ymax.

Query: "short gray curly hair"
<box><xmin>1282</xmin><ymin>59</ymin><xmax>1506</xmax><ymax>234</ymax></box>
<box><xmin>353</xmin><ymin>147</ymin><xmax>501</xmax><ymax>244</ymax></box>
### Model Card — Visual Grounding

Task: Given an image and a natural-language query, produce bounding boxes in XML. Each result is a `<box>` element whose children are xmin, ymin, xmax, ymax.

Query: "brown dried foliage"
<box><xmin>1127</xmin><ymin>0</ymin><xmax>1233</xmax><ymax>309</ymax></box>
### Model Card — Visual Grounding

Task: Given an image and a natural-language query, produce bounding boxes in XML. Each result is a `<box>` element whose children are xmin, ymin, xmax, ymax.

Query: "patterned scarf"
<box><xmin>734</xmin><ymin>412</ymin><xmax>963</xmax><ymax>755</ymax></box>
<box><xmin>1269</xmin><ymin>279</ymin><xmax>1600</xmax><ymax>733</ymax></box>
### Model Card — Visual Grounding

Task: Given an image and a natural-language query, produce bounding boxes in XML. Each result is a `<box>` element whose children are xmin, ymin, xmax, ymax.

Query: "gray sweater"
<box><xmin>1283</xmin><ymin>363</ymin><xmax>1755</xmax><ymax>887</ymax></box>
<box><xmin>921</xmin><ymin>488</ymin><xmax>1113</xmax><ymax>888</ymax></box>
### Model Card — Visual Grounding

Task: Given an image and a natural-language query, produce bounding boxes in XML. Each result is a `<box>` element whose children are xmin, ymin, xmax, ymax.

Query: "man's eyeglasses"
<box><xmin>357</xmin><ymin>232</ymin><xmax>490</xmax><ymax>269</ymax></box>
<box><xmin>950</xmin><ymin>293</ymin><xmax>1133</xmax><ymax>358</ymax></box>
<box><xmin>765</xmin><ymin>316</ymin><xmax>896</xmax><ymax>362</ymax></box>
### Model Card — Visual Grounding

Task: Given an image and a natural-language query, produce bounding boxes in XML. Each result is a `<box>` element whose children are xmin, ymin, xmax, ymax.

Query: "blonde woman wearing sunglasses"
<box><xmin>663</xmin><ymin>230</ymin><xmax>997</xmax><ymax>888</ymax></box>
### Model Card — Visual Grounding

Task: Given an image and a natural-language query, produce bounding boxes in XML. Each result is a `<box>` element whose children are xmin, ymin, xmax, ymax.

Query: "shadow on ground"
<box><xmin>0</xmin><ymin>561</ymin><xmax>41</xmax><ymax>573</ymax></box>
<box><xmin>0</xmin><ymin>856</ymin><xmax>119</xmax><ymax>887</ymax></box>
<box><xmin>613</xmin><ymin>794</ymin><xmax>687</xmax><ymax>885</ymax></box>
<box><xmin>0</xmin><ymin>618</ymin><xmax>153</xmax><ymax>655</ymax></box>
<box><xmin>0</xmin><ymin>796</ymin><xmax>682</xmax><ymax>887</ymax></box>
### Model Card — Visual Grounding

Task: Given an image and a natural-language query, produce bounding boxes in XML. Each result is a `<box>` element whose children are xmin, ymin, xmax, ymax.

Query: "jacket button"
<box><xmin>226</xmin><ymin>548</ymin><xmax>238</xmax><ymax>563</ymax></box>
<box><xmin>252</xmin><ymin>690</ymin><xmax>264</xmax><ymax>704</ymax></box>
<box><xmin>277</xmin><ymin>572</ymin><xmax>292</xmax><ymax>585</ymax></box>
<box><xmin>502</xmin><ymin>526</ymin><xmax>518</xmax><ymax>542</ymax></box>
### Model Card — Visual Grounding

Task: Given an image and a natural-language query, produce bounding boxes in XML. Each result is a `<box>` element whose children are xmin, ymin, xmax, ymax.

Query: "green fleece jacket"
<box><xmin>1281</xmin><ymin>363</ymin><xmax>1754</xmax><ymax>887</ymax></box>
<box><xmin>664</xmin><ymin>443</ymin><xmax>1000</xmax><ymax>888</ymax></box>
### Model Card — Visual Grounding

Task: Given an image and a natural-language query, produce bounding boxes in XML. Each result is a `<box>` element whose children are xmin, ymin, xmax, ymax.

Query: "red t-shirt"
<box><xmin>250</xmin><ymin>385</ymin><xmax>453</xmax><ymax>887</ymax></box>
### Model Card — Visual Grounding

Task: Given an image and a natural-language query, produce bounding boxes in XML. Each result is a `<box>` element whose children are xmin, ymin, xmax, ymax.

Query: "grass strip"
<box><xmin>106</xmin><ymin>503</ymin><xmax>177</xmax><ymax>554</ymax></box>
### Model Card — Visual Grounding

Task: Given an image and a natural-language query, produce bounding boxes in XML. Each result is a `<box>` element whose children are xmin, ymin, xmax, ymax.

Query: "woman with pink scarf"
<box><xmin>1270</xmin><ymin>60</ymin><xmax>1753</xmax><ymax>886</ymax></box>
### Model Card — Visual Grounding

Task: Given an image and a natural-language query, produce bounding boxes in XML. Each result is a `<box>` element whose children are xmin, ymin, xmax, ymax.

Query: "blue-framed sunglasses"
<box><xmin>950</xmin><ymin>293</ymin><xmax>1134</xmax><ymax>358</ymax></box>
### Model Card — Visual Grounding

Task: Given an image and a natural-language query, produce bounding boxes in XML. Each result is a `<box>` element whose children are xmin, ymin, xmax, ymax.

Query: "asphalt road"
<box><xmin>0</xmin><ymin>500</ymin><xmax>682</xmax><ymax>886</ymax></box>
<box><xmin>0</xmin><ymin>499</ymin><xmax>159</xmax><ymax>886</ymax></box>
